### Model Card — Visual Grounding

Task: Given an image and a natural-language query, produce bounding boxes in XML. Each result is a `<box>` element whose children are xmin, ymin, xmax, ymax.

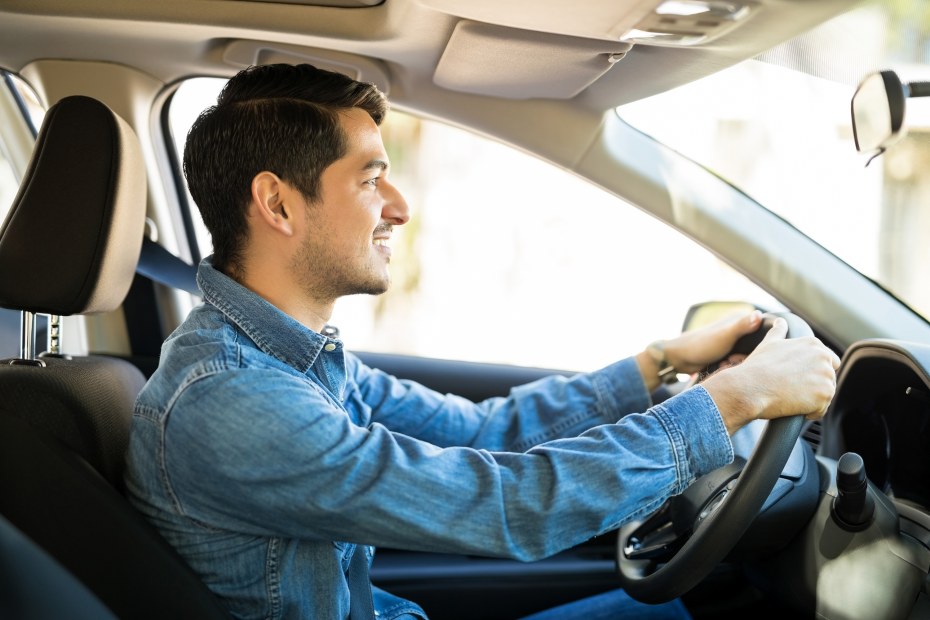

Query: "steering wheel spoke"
<box><xmin>623</xmin><ymin>502</ymin><xmax>686</xmax><ymax>562</ymax></box>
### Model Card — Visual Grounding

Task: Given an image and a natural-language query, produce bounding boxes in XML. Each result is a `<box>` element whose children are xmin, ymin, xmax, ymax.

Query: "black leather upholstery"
<box><xmin>0</xmin><ymin>96</ymin><xmax>232</xmax><ymax>619</ymax></box>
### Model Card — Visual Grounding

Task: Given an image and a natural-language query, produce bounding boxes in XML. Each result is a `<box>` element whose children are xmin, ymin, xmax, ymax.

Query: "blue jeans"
<box><xmin>520</xmin><ymin>589</ymin><xmax>691</xmax><ymax>620</ymax></box>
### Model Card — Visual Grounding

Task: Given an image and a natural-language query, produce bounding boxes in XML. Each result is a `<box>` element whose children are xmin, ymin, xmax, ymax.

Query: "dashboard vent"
<box><xmin>801</xmin><ymin>420</ymin><xmax>822</xmax><ymax>448</ymax></box>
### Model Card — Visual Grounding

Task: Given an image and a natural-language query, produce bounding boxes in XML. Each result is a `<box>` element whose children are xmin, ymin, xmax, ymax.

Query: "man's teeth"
<box><xmin>374</xmin><ymin>239</ymin><xmax>388</xmax><ymax>247</ymax></box>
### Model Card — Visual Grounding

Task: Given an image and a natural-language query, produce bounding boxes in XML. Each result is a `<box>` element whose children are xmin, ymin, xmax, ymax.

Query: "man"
<box><xmin>125</xmin><ymin>63</ymin><xmax>840</xmax><ymax>620</ymax></box>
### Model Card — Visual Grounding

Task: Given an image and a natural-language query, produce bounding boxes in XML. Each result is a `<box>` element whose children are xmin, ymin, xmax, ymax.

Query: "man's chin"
<box><xmin>347</xmin><ymin>278</ymin><xmax>390</xmax><ymax>297</ymax></box>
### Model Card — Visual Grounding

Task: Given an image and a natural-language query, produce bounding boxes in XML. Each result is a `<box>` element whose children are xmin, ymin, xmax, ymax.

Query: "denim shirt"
<box><xmin>125</xmin><ymin>260</ymin><xmax>734</xmax><ymax>620</ymax></box>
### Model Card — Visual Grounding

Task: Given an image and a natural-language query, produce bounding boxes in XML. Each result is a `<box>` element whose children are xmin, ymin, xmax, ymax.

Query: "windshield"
<box><xmin>617</xmin><ymin>0</ymin><xmax>930</xmax><ymax>322</ymax></box>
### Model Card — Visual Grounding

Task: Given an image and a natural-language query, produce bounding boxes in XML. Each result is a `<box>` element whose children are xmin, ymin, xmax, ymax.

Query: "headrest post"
<box><xmin>19</xmin><ymin>310</ymin><xmax>36</xmax><ymax>360</ymax></box>
<box><xmin>47</xmin><ymin>314</ymin><xmax>61</xmax><ymax>355</ymax></box>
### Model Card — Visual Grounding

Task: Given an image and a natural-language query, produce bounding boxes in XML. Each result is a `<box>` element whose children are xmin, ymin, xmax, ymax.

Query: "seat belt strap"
<box><xmin>347</xmin><ymin>545</ymin><xmax>375</xmax><ymax>620</ymax></box>
<box><xmin>136</xmin><ymin>237</ymin><xmax>200</xmax><ymax>296</ymax></box>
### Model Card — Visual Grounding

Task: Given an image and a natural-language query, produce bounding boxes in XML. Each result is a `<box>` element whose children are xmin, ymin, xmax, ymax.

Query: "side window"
<box><xmin>169</xmin><ymin>78</ymin><xmax>777</xmax><ymax>371</ymax></box>
<box><xmin>0</xmin><ymin>73</ymin><xmax>44</xmax><ymax>359</ymax></box>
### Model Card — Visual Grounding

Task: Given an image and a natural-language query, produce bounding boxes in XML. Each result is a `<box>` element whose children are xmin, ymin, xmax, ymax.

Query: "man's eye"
<box><xmin>364</xmin><ymin>177</ymin><xmax>380</xmax><ymax>187</ymax></box>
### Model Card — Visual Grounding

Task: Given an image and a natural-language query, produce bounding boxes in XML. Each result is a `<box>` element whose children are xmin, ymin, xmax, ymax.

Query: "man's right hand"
<box><xmin>700</xmin><ymin>317</ymin><xmax>841</xmax><ymax>435</ymax></box>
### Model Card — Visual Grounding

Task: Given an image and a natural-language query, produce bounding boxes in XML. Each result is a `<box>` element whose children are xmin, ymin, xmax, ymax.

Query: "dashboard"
<box><xmin>742</xmin><ymin>339</ymin><xmax>930</xmax><ymax>618</ymax></box>
<box><xmin>821</xmin><ymin>340</ymin><xmax>930</xmax><ymax>512</ymax></box>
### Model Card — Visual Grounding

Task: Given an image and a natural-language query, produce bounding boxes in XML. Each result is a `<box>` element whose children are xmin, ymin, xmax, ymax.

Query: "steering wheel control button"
<box><xmin>698</xmin><ymin>489</ymin><xmax>727</xmax><ymax>522</ymax></box>
<box><xmin>831</xmin><ymin>452</ymin><xmax>875</xmax><ymax>531</ymax></box>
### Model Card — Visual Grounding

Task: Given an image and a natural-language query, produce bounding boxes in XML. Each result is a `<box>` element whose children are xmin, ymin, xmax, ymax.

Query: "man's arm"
<box><xmin>158</xmin><ymin>366</ymin><xmax>733</xmax><ymax>562</ymax></box>
<box><xmin>348</xmin><ymin>353</ymin><xmax>654</xmax><ymax>451</ymax></box>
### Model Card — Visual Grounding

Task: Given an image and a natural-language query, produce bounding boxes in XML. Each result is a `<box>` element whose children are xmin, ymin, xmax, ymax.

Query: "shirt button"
<box><xmin>324</xmin><ymin>343</ymin><xmax>337</xmax><ymax>352</ymax></box>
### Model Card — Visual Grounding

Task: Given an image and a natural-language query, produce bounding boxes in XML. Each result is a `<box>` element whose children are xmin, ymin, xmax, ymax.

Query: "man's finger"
<box><xmin>760</xmin><ymin>316</ymin><xmax>787</xmax><ymax>342</ymax></box>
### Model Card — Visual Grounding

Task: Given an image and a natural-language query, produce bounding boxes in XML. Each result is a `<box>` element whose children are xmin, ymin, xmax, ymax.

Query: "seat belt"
<box><xmin>136</xmin><ymin>237</ymin><xmax>201</xmax><ymax>296</ymax></box>
<box><xmin>347</xmin><ymin>546</ymin><xmax>375</xmax><ymax>620</ymax></box>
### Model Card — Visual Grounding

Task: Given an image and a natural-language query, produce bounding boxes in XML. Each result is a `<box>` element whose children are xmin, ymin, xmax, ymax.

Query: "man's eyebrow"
<box><xmin>361</xmin><ymin>159</ymin><xmax>389</xmax><ymax>173</ymax></box>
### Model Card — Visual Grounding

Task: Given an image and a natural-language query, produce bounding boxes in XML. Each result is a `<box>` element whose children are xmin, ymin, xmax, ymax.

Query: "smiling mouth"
<box><xmin>373</xmin><ymin>222</ymin><xmax>393</xmax><ymax>252</ymax></box>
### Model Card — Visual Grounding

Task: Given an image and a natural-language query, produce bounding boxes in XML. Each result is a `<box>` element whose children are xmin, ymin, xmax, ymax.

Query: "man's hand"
<box><xmin>636</xmin><ymin>310</ymin><xmax>764</xmax><ymax>391</ymax></box>
<box><xmin>701</xmin><ymin>317</ymin><xmax>841</xmax><ymax>435</ymax></box>
<box><xmin>664</xmin><ymin>310</ymin><xmax>765</xmax><ymax>374</ymax></box>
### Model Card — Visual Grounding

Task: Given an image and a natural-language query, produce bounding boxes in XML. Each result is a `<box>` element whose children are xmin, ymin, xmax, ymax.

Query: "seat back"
<box><xmin>0</xmin><ymin>512</ymin><xmax>117</xmax><ymax>619</ymax></box>
<box><xmin>0</xmin><ymin>95</ymin><xmax>231</xmax><ymax>619</ymax></box>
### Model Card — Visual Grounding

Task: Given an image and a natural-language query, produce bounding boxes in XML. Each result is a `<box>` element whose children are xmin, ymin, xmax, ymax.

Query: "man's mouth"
<box><xmin>373</xmin><ymin>223</ymin><xmax>393</xmax><ymax>250</ymax></box>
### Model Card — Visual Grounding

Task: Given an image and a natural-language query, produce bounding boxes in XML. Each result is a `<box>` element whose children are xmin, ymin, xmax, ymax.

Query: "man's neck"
<box><xmin>236</xmin><ymin>269</ymin><xmax>333</xmax><ymax>334</ymax></box>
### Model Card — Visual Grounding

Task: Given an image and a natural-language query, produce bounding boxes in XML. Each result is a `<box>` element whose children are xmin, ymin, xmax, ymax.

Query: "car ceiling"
<box><xmin>0</xmin><ymin>0</ymin><xmax>862</xmax><ymax>115</ymax></box>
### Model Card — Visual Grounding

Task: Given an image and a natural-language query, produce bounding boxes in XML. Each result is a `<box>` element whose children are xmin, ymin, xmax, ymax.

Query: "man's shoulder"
<box><xmin>137</xmin><ymin>306</ymin><xmax>294</xmax><ymax>410</ymax></box>
<box><xmin>162</xmin><ymin>306</ymin><xmax>244</xmax><ymax>371</ymax></box>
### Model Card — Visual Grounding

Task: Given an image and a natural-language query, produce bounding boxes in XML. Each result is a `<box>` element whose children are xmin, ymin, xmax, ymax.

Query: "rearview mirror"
<box><xmin>851</xmin><ymin>70</ymin><xmax>905</xmax><ymax>154</ymax></box>
<box><xmin>680</xmin><ymin>301</ymin><xmax>771</xmax><ymax>332</ymax></box>
<box><xmin>851</xmin><ymin>70</ymin><xmax>930</xmax><ymax>163</ymax></box>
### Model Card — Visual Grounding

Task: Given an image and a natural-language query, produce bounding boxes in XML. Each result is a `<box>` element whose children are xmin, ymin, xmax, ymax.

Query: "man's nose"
<box><xmin>382</xmin><ymin>180</ymin><xmax>410</xmax><ymax>225</ymax></box>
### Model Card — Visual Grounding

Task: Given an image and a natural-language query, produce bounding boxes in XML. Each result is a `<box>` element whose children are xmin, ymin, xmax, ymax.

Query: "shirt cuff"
<box><xmin>590</xmin><ymin>357</ymin><xmax>653</xmax><ymax>423</ymax></box>
<box><xmin>651</xmin><ymin>385</ymin><xmax>734</xmax><ymax>484</ymax></box>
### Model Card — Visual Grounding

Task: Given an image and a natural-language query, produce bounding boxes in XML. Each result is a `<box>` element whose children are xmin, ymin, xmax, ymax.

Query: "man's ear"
<box><xmin>251</xmin><ymin>171</ymin><xmax>294</xmax><ymax>236</ymax></box>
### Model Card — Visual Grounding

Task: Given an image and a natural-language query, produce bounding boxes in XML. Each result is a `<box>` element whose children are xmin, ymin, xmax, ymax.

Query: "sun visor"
<box><xmin>433</xmin><ymin>21</ymin><xmax>632</xmax><ymax>100</ymax></box>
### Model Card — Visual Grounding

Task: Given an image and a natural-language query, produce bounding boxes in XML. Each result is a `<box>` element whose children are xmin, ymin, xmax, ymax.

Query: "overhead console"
<box><xmin>421</xmin><ymin>0</ymin><xmax>758</xmax><ymax>47</ymax></box>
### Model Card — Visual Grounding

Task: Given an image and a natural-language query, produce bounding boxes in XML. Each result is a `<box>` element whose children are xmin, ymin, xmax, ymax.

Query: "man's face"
<box><xmin>290</xmin><ymin>108</ymin><xmax>409</xmax><ymax>301</ymax></box>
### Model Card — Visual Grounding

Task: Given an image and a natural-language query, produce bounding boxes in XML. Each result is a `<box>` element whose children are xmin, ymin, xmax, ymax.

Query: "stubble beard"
<box><xmin>292</xmin><ymin>234</ymin><xmax>390</xmax><ymax>302</ymax></box>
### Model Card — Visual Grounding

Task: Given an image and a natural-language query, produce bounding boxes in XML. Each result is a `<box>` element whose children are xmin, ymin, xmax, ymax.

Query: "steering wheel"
<box><xmin>616</xmin><ymin>312</ymin><xmax>812</xmax><ymax>604</ymax></box>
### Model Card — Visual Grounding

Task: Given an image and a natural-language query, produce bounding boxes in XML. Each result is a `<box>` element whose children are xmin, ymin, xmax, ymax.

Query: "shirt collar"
<box><xmin>196</xmin><ymin>257</ymin><xmax>336</xmax><ymax>373</ymax></box>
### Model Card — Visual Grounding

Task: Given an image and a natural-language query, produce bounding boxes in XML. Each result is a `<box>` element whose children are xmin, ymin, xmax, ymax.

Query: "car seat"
<box><xmin>0</xmin><ymin>95</ymin><xmax>231</xmax><ymax>619</ymax></box>
<box><xmin>0</xmin><ymin>512</ymin><xmax>118</xmax><ymax>619</ymax></box>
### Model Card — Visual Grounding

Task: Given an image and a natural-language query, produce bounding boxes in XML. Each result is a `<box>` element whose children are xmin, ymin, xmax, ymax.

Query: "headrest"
<box><xmin>0</xmin><ymin>95</ymin><xmax>146</xmax><ymax>315</ymax></box>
